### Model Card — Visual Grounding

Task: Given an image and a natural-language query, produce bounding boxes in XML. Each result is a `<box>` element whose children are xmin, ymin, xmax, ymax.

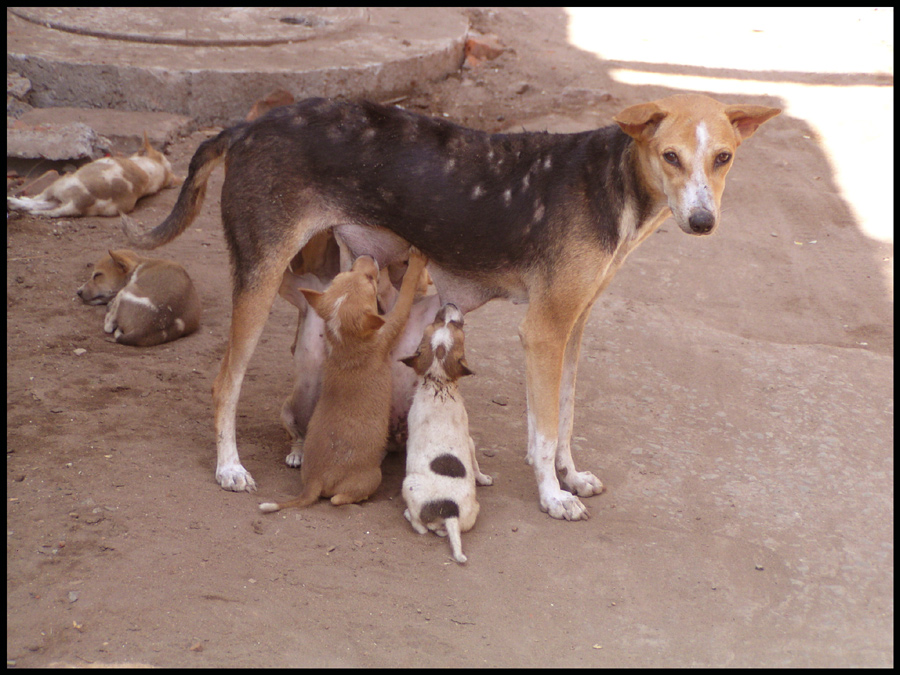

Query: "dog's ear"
<box><xmin>300</xmin><ymin>288</ymin><xmax>325</xmax><ymax>317</ymax></box>
<box><xmin>614</xmin><ymin>102</ymin><xmax>667</xmax><ymax>141</ymax></box>
<box><xmin>140</xmin><ymin>131</ymin><xmax>152</xmax><ymax>154</ymax></box>
<box><xmin>724</xmin><ymin>105</ymin><xmax>782</xmax><ymax>145</ymax></box>
<box><xmin>107</xmin><ymin>249</ymin><xmax>141</xmax><ymax>274</ymax></box>
<box><xmin>446</xmin><ymin>356</ymin><xmax>474</xmax><ymax>380</ymax></box>
<box><xmin>165</xmin><ymin>171</ymin><xmax>184</xmax><ymax>189</ymax></box>
<box><xmin>361</xmin><ymin>312</ymin><xmax>385</xmax><ymax>335</ymax></box>
<box><xmin>400</xmin><ymin>352</ymin><xmax>420</xmax><ymax>370</ymax></box>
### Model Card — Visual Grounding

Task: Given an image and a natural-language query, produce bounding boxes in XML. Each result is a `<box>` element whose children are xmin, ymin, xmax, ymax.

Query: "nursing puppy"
<box><xmin>401</xmin><ymin>304</ymin><xmax>493</xmax><ymax>564</ymax></box>
<box><xmin>8</xmin><ymin>133</ymin><xmax>181</xmax><ymax>217</ymax></box>
<box><xmin>278</xmin><ymin>237</ymin><xmax>439</xmax><ymax>467</ymax></box>
<box><xmin>76</xmin><ymin>249</ymin><xmax>201</xmax><ymax>347</ymax></box>
<box><xmin>260</xmin><ymin>247</ymin><xmax>428</xmax><ymax>511</ymax></box>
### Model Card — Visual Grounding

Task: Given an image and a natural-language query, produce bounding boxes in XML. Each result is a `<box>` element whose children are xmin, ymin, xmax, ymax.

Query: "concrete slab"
<box><xmin>17</xmin><ymin>107</ymin><xmax>194</xmax><ymax>154</ymax></box>
<box><xmin>6</xmin><ymin>120</ymin><xmax>109</xmax><ymax>161</ymax></box>
<box><xmin>7</xmin><ymin>7</ymin><xmax>469</xmax><ymax>126</ymax></box>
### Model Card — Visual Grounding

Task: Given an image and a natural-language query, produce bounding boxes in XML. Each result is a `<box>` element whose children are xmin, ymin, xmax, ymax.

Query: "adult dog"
<box><xmin>125</xmin><ymin>94</ymin><xmax>780</xmax><ymax>520</ymax></box>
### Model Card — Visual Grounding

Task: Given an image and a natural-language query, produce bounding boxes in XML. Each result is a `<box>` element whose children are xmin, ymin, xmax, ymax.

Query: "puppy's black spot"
<box><xmin>558</xmin><ymin>466</ymin><xmax>568</xmax><ymax>478</ymax></box>
<box><xmin>430</xmin><ymin>453</ymin><xmax>467</xmax><ymax>478</ymax></box>
<box><xmin>421</xmin><ymin>499</ymin><xmax>460</xmax><ymax>524</ymax></box>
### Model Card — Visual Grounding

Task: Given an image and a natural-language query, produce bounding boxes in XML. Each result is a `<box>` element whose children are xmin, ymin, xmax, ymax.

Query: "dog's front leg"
<box><xmin>519</xmin><ymin>304</ymin><xmax>590</xmax><ymax>521</ymax></box>
<box><xmin>555</xmin><ymin>305</ymin><xmax>605</xmax><ymax>498</ymax></box>
<box><xmin>103</xmin><ymin>295</ymin><xmax>121</xmax><ymax>334</ymax></box>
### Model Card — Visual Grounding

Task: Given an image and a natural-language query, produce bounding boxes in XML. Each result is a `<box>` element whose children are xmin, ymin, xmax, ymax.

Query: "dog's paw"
<box><xmin>404</xmin><ymin>509</ymin><xmax>429</xmax><ymax>535</ymax></box>
<box><xmin>285</xmin><ymin>451</ymin><xmax>302</xmax><ymax>468</ymax></box>
<box><xmin>561</xmin><ymin>470</ymin><xmax>605</xmax><ymax>498</ymax></box>
<box><xmin>216</xmin><ymin>464</ymin><xmax>257</xmax><ymax>492</ymax></box>
<box><xmin>540</xmin><ymin>489</ymin><xmax>590</xmax><ymax>521</ymax></box>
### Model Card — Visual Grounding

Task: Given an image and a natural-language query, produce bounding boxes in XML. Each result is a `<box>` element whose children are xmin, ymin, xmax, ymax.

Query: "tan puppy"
<box><xmin>77</xmin><ymin>249</ymin><xmax>201</xmax><ymax>347</ymax></box>
<box><xmin>401</xmin><ymin>304</ymin><xmax>492</xmax><ymax>564</ymax></box>
<box><xmin>8</xmin><ymin>133</ymin><xmax>180</xmax><ymax>217</ymax></box>
<box><xmin>260</xmin><ymin>247</ymin><xmax>428</xmax><ymax>511</ymax></box>
<box><xmin>278</xmin><ymin>242</ymin><xmax>440</xmax><ymax>467</ymax></box>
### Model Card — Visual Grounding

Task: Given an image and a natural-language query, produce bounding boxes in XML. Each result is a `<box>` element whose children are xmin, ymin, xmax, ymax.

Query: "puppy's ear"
<box><xmin>400</xmin><ymin>352</ymin><xmax>420</xmax><ymax>369</ymax></box>
<box><xmin>300</xmin><ymin>289</ymin><xmax>325</xmax><ymax>317</ymax></box>
<box><xmin>361</xmin><ymin>312</ymin><xmax>385</xmax><ymax>335</ymax></box>
<box><xmin>401</xmin><ymin>348</ymin><xmax>434</xmax><ymax>376</ymax></box>
<box><xmin>107</xmin><ymin>249</ymin><xmax>141</xmax><ymax>274</ymax></box>
<box><xmin>446</xmin><ymin>357</ymin><xmax>474</xmax><ymax>381</ymax></box>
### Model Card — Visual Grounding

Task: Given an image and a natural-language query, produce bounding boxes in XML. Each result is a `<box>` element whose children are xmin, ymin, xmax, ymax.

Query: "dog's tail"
<box><xmin>122</xmin><ymin>125</ymin><xmax>240</xmax><ymax>249</ymax></box>
<box><xmin>444</xmin><ymin>518</ymin><xmax>467</xmax><ymax>564</ymax></box>
<box><xmin>258</xmin><ymin>480</ymin><xmax>323</xmax><ymax>513</ymax></box>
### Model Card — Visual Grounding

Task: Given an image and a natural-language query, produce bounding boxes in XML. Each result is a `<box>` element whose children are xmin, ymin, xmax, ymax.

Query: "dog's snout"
<box><xmin>688</xmin><ymin>209</ymin><xmax>716</xmax><ymax>234</ymax></box>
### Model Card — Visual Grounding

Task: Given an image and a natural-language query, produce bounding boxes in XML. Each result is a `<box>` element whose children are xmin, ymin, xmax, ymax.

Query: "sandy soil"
<box><xmin>7</xmin><ymin>8</ymin><xmax>893</xmax><ymax>667</ymax></box>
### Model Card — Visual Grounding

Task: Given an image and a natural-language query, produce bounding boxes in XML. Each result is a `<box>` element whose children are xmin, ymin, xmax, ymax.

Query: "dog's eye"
<box><xmin>663</xmin><ymin>151</ymin><xmax>680</xmax><ymax>167</ymax></box>
<box><xmin>715</xmin><ymin>152</ymin><xmax>732</xmax><ymax>167</ymax></box>
<box><xmin>93</xmin><ymin>272</ymin><xmax>103</xmax><ymax>280</ymax></box>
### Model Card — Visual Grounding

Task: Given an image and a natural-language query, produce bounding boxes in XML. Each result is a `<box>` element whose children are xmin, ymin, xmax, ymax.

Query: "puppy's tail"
<box><xmin>445</xmin><ymin>518</ymin><xmax>467</xmax><ymax>564</ymax></box>
<box><xmin>122</xmin><ymin>125</ymin><xmax>242</xmax><ymax>249</ymax></box>
<box><xmin>259</xmin><ymin>480</ymin><xmax>323</xmax><ymax>513</ymax></box>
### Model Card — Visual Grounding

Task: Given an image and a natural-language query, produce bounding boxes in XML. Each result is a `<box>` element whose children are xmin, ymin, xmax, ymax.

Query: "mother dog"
<box><xmin>125</xmin><ymin>94</ymin><xmax>779</xmax><ymax>520</ymax></box>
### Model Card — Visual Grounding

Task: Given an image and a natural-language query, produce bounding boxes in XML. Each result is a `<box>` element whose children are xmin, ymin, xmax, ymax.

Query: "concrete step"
<box><xmin>7</xmin><ymin>7</ymin><xmax>469</xmax><ymax>127</ymax></box>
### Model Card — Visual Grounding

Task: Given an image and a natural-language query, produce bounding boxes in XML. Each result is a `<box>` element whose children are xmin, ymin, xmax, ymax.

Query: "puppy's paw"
<box><xmin>540</xmin><ymin>489</ymin><xmax>590</xmax><ymax>521</ymax></box>
<box><xmin>404</xmin><ymin>509</ymin><xmax>429</xmax><ymax>535</ymax></box>
<box><xmin>561</xmin><ymin>470</ymin><xmax>604</xmax><ymax>497</ymax></box>
<box><xmin>285</xmin><ymin>450</ymin><xmax>302</xmax><ymax>468</ymax></box>
<box><xmin>407</xmin><ymin>246</ymin><xmax>428</xmax><ymax>269</ymax></box>
<box><xmin>216</xmin><ymin>464</ymin><xmax>257</xmax><ymax>492</ymax></box>
<box><xmin>476</xmin><ymin>472</ymin><xmax>493</xmax><ymax>486</ymax></box>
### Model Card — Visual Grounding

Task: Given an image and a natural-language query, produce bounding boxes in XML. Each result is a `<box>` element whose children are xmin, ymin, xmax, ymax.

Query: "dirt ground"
<box><xmin>7</xmin><ymin>8</ymin><xmax>893</xmax><ymax>667</ymax></box>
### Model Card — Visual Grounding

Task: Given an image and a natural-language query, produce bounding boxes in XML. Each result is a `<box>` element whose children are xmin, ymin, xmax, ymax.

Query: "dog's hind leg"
<box><xmin>212</xmin><ymin>263</ymin><xmax>287</xmax><ymax>491</ymax></box>
<box><xmin>555</xmin><ymin>305</ymin><xmax>605</xmax><ymax>498</ymax></box>
<box><xmin>329</xmin><ymin>467</ymin><xmax>383</xmax><ymax>506</ymax></box>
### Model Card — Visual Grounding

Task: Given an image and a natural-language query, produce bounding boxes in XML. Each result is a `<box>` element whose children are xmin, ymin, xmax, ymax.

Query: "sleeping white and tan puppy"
<box><xmin>8</xmin><ymin>132</ymin><xmax>180</xmax><ymax>217</ymax></box>
<box><xmin>401</xmin><ymin>303</ymin><xmax>492</xmax><ymax>564</ymax></box>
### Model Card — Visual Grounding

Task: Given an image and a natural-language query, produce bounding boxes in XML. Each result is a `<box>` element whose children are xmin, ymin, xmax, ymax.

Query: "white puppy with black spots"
<box><xmin>401</xmin><ymin>303</ymin><xmax>492</xmax><ymax>564</ymax></box>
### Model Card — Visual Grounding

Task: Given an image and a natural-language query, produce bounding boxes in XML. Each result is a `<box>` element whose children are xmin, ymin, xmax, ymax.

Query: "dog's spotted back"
<box><xmin>219</xmin><ymin>99</ymin><xmax>647</xmax><ymax>272</ymax></box>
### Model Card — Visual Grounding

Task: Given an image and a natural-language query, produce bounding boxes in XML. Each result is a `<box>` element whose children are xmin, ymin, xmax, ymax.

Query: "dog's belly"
<box><xmin>334</xmin><ymin>224</ymin><xmax>409</xmax><ymax>267</ymax></box>
<box><xmin>334</xmin><ymin>224</ymin><xmax>527</xmax><ymax>314</ymax></box>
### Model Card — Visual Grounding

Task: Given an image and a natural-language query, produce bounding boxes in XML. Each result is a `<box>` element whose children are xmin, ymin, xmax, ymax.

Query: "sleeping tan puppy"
<box><xmin>76</xmin><ymin>249</ymin><xmax>200</xmax><ymax>347</ymax></box>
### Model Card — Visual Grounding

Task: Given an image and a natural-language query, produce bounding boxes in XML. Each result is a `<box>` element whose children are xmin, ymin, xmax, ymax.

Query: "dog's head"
<box><xmin>133</xmin><ymin>132</ymin><xmax>182</xmax><ymax>189</ymax></box>
<box><xmin>76</xmin><ymin>249</ymin><xmax>143</xmax><ymax>305</ymax></box>
<box><xmin>614</xmin><ymin>94</ymin><xmax>781</xmax><ymax>236</ymax></box>
<box><xmin>302</xmin><ymin>255</ymin><xmax>385</xmax><ymax>342</ymax></box>
<box><xmin>401</xmin><ymin>303</ymin><xmax>473</xmax><ymax>382</ymax></box>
